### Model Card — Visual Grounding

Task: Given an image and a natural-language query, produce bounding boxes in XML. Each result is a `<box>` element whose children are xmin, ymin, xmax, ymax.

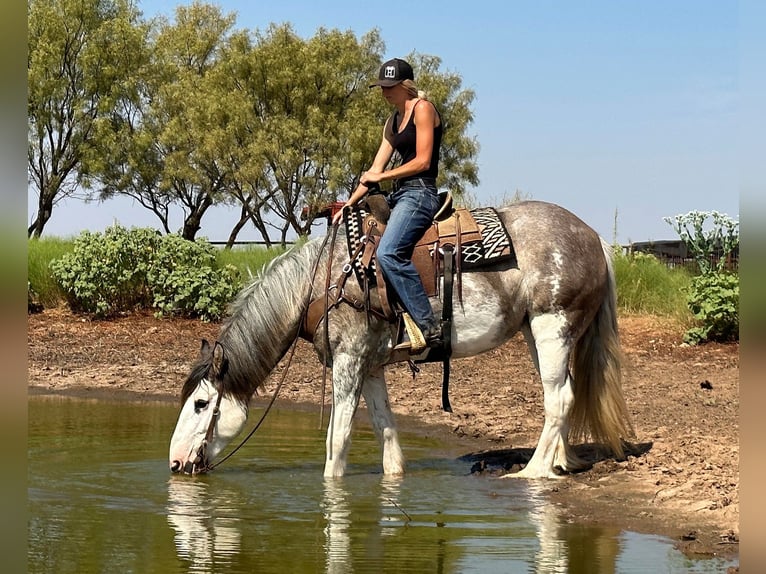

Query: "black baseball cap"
<box><xmin>369</xmin><ymin>58</ymin><xmax>414</xmax><ymax>88</ymax></box>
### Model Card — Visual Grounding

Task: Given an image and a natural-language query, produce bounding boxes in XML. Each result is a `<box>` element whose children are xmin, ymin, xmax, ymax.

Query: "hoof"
<box><xmin>499</xmin><ymin>466</ymin><xmax>567</xmax><ymax>480</ymax></box>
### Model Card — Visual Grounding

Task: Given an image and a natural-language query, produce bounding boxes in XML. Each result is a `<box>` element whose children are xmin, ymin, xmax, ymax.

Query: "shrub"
<box><xmin>683</xmin><ymin>272</ymin><xmax>739</xmax><ymax>345</ymax></box>
<box><xmin>49</xmin><ymin>226</ymin><xmax>240</xmax><ymax>320</ymax></box>
<box><xmin>50</xmin><ymin>227</ymin><xmax>158</xmax><ymax>316</ymax></box>
<box><xmin>663</xmin><ymin>210</ymin><xmax>740</xmax><ymax>344</ymax></box>
<box><xmin>147</xmin><ymin>234</ymin><xmax>240</xmax><ymax>321</ymax></box>
<box><xmin>663</xmin><ymin>210</ymin><xmax>739</xmax><ymax>274</ymax></box>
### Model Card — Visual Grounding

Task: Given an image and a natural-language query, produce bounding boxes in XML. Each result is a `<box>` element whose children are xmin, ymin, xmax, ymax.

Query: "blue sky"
<box><xmin>29</xmin><ymin>0</ymin><xmax>741</xmax><ymax>245</ymax></box>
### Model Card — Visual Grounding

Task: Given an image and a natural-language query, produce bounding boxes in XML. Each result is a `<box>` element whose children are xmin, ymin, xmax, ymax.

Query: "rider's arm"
<box><xmin>332</xmin><ymin>129</ymin><xmax>394</xmax><ymax>225</ymax></box>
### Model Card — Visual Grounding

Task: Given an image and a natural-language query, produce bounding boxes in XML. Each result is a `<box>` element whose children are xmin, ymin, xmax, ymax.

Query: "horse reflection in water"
<box><xmin>168</xmin><ymin>200</ymin><xmax>634</xmax><ymax>478</ymax></box>
<box><xmin>321</xmin><ymin>477</ymin><xmax>622</xmax><ymax>573</ymax></box>
<box><xmin>322</xmin><ymin>477</ymin><xmax>455</xmax><ymax>572</ymax></box>
<box><xmin>526</xmin><ymin>483</ymin><xmax>620</xmax><ymax>573</ymax></box>
<box><xmin>167</xmin><ymin>475</ymin><xmax>622</xmax><ymax>572</ymax></box>
<box><xmin>166</xmin><ymin>479</ymin><xmax>242</xmax><ymax>570</ymax></box>
<box><xmin>322</xmin><ymin>478</ymin><xmax>406</xmax><ymax>573</ymax></box>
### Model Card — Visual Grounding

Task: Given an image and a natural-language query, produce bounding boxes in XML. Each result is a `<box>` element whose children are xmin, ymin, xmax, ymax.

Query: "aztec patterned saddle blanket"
<box><xmin>344</xmin><ymin>200</ymin><xmax>516</xmax><ymax>298</ymax></box>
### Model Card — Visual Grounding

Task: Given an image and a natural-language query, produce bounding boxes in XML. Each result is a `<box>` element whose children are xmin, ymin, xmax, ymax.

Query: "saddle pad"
<box><xmin>453</xmin><ymin>207</ymin><xmax>514</xmax><ymax>267</ymax></box>
<box><xmin>343</xmin><ymin>205</ymin><xmax>515</xmax><ymax>286</ymax></box>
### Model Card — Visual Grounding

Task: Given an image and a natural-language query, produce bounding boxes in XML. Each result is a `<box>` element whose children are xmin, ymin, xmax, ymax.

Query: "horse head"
<box><xmin>169</xmin><ymin>340</ymin><xmax>248</xmax><ymax>475</ymax></box>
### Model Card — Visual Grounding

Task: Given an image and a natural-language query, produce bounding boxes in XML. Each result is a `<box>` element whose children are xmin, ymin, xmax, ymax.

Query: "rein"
<box><xmin>203</xmin><ymin>333</ymin><xmax>300</xmax><ymax>471</ymax></box>
<box><xmin>200</xmin><ymin>227</ymin><xmax>337</xmax><ymax>472</ymax></box>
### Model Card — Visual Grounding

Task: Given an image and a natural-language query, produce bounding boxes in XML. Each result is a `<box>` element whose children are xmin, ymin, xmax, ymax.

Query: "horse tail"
<box><xmin>569</xmin><ymin>238</ymin><xmax>634</xmax><ymax>458</ymax></box>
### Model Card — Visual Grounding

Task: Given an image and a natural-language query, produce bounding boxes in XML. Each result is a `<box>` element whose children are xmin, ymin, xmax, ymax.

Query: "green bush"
<box><xmin>683</xmin><ymin>272</ymin><xmax>739</xmax><ymax>345</ymax></box>
<box><xmin>663</xmin><ymin>209</ymin><xmax>740</xmax><ymax>344</ymax></box>
<box><xmin>147</xmin><ymin>234</ymin><xmax>240</xmax><ymax>321</ymax></box>
<box><xmin>49</xmin><ymin>226</ymin><xmax>240</xmax><ymax>321</ymax></box>
<box><xmin>50</xmin><ymin>227</ymin><xmax>157</xmax><ymax>315</ymax></box>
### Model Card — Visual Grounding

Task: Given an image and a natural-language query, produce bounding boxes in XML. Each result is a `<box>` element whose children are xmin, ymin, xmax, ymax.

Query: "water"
<box><xmin>28</xmin><ymin>395</ymin><xmax>735</xmax><ymax>573</ymax></box>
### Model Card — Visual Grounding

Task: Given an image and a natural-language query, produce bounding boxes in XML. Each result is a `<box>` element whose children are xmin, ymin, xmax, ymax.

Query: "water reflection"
<box><xmin>322</xmin><ymin>476</ymin><xmax>418</xmax><ymax>573</ymax></box>
<box><xmin>322</xmin><ymin>478</ymin><xmax>353</xmax><ymax>574</ymax></box>
<box><xmin>527</xmin><ymin>483</ymin><xmax>568</xmax><ymax>573</ymax></box>
<box><xmin>166</xmin><ymin>478</ymin><xmax>242</xmax><ymax>572</ymax></box>
<box><xmin>527</xmin><ymin>482</ymin><xmax>620</xmax><ymax>574</ymax></box>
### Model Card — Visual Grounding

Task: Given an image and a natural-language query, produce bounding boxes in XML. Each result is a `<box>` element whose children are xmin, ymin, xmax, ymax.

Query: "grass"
<box><xmin>612</xmin><ymin>250</ymin><xmax>693</xmax><ymax>325</ymax></box>
<box><xmin>215</xmin><ymin>243</ymin><xmax>291</xmax><ymax>280</ymax></box>
<box><xmin>27</xmin><ymin>237</ymin><xmax>74</xmax><ymax>307</ymax></box>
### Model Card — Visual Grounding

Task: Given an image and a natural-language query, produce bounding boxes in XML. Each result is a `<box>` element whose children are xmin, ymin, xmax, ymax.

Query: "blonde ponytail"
<box><xmin>401</xmin><ymin>79</ymin><xmax>427</xmax><ymax>100</ymax></box>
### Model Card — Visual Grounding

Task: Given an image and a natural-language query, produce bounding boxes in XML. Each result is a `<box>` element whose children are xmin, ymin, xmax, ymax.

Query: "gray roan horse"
<box><xmin>169</xmin><ymin>200</ymin><xmax>634</xmax><ymax>479</ymax></box>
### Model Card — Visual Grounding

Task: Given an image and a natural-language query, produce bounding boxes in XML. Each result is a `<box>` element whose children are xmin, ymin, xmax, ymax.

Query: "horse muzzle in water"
<box><xmin>170</xmin><ymin>443</ymin><xmax>210</xmax><ymax>475</ymax></box>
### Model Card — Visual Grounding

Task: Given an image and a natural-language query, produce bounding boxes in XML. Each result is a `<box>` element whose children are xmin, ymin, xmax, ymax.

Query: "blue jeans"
<box><xmin>377</xmin><ymin>184</ymin><xmax>441</xmax><ymax>332</ymax></box>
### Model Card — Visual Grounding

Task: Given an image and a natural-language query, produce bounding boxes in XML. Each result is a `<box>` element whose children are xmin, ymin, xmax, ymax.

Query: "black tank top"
<box><xmin>391</xmin><ymin>100</ymin><xmax>442</xmax><ymax>180</ymax></box>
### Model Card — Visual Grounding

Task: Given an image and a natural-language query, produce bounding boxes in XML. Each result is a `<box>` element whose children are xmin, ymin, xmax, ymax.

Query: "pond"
<box><xmin>28</xmin><ymin>395</ymin><xmax>735</xmax><ymax>573</ymax></box>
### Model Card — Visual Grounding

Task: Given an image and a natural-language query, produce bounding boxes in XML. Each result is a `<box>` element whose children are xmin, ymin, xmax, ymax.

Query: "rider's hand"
<box><xmin>332</xmin><ymin>204</ymin><xmax>349</xmax><ymax>226</ymax></box>
<box><xmin>360</xmin><ymin>171</ymin><xmax>382</xmax><ymax>185</ymax></box>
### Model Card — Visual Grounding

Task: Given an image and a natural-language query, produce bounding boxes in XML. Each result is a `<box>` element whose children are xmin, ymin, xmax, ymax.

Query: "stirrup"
<box><xmin>393</xmin><ymin>312</ymin><xmax>427</xmax><ymax>354</ymax></box>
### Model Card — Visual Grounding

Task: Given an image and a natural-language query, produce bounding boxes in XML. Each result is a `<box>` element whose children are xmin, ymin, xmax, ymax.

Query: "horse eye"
<box><xmin>194</xmin><ymin>399</ymin><xmax>209</xmax><ymax>411</ymax></box>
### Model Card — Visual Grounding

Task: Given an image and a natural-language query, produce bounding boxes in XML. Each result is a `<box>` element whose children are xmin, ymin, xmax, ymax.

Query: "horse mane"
<box><xmin>181</xmin><ymin>238</ymin><xmax>325</xmax><ymax>406</ymax></box>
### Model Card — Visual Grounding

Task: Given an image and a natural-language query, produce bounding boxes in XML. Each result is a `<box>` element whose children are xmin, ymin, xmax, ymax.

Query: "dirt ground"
<box><xmin>27</xmin><ymin>307</ymin><xmax>739</xmax><ymax>566</ymax></box>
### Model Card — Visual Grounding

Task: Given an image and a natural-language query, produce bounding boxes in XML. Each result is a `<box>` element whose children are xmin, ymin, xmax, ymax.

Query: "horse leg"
<box><xmin>506</xmin><ymin>322</ymin><xmax>584</xmax><ymax>479</ymax></box>
<box><xmin>360</xmin><ymin>367</ymin><xmax>405</xmax><ymax>475</ymax></box>
<box><xmin>324</xmin><ymin>353</ymin><xmax>364</xmax><ymax>478</ymax></box>
<box><xmin>520</xmin><ymin>324</ymin><xmax>586</xmax><ymax>473</ymax></box>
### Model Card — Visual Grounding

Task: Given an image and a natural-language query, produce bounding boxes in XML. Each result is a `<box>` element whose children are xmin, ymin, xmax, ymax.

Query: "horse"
<box><xmin>168</xmin><ymin>200</ymin><xmax>634</xmax><ymax>479</ymax></box>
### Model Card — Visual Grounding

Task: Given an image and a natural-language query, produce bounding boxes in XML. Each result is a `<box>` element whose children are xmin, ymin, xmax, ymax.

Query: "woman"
<box><xmin>333</xmin><ymin>57</ymin><xmax>443</xmax><ymax>350</ymax></box>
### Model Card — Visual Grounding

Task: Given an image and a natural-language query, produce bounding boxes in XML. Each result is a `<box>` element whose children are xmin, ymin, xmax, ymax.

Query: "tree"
<box><xmin>217</xmin><ymin>26</ymin><xmax>480</xmax><ymax>244</ymax></box>
<box><xmin>408</xmin><ymin>53</ymin><xmax>479</xmax><ymax>196</ymax></box>
<box><xmin>27</xmin><ymin>0</ymin><xmax>146</xmax><ymax>237</ymax></box>
<box><xmin>84</xmin><ymin>2</ymin><xmax>239</xmax><ymax>240</ymax></box>
<box><xmin>216</xmin><ymin>24</ymin><xmax>385</xmax><ymax>244</ymax></box>
<box><xmin>151</xmin><ymin>3</ymin><xmax>239</xmax><ymax>240</ymax></box>
<box><xmin>74</xmin><ymin>7</ymin><xmax>481</xmax><ymax>245</ymax></box>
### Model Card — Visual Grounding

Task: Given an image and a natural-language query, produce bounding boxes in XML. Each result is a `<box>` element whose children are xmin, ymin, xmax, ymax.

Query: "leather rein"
<box><xmin>195</xmin><ymin>226</ymin><xmax>337</xmax><ymax>472</ymax></box>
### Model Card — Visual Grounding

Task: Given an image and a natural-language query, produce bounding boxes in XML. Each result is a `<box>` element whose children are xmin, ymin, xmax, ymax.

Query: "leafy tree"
<box><xmin>84</xmin><ymin>2</ymin><xmax>239</xmax><ymax>240</ymax></box>
<box><xmin>27</xmin><ymin>0</ymin><xmax>147</xmax><ymax>237</ymax></box>
<box><xmin>216</xmin><ymin>26</ymin><xmax>479</xmax><ymax>244</ymax></box>
<box><xmin>219</xmin><ymin>24</ymin><xmax>386</xmax><ymax>244</ymax></box>
<box><xmin>73</xmin><ymin>5</ymin><xmax>480</xmax><ymax>245</ymax></box>
<box><xmin>80</xmin><ymin>23</ymin><xmax>171</xmax><ymax>232</ymax></box>
<box><xmin>409</xmin><ymin>53</ymin><xmax>479</xmax><ymax>196</ymax></box>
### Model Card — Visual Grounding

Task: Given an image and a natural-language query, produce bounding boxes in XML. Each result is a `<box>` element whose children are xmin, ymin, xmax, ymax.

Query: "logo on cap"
<box><xmin>369</xmin><ymin>58</ymin><xmax>413</xmax><ymax>88</ymax></box>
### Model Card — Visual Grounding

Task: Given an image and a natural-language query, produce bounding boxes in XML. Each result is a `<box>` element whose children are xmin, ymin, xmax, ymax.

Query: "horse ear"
<box><xmin>211</xmin><ymin>341</ymin><xmax>228</xmax><ymax>379</ymax></box>
<box><xmin>200</xmin><ymin>339</ymin><xmax>211</xmax><ymax>356</ymax></box>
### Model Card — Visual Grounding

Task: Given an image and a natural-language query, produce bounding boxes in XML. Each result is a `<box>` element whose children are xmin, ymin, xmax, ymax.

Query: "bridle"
<box><xmin>192</xmin><ymin>359</ymin><xmax>285</xmax><ymax>473</ymax></box>
<box><xmin>191</xmin><ymin>377</ymin><xmax>225</xmax><ymax>473</ymax></box>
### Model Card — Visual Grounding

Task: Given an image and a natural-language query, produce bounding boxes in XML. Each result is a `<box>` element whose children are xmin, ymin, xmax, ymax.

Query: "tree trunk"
<box><xmin>225</xmin><ymin>206</ymin><xmax>250</xmax><ymax>249</ymax></box>
<box><xmin>181</xmin><ymin>195</ymin><xmax>213</xmax><ymax>240</ymax></box>
<box><xmin>248</xmin><ymin>212</ymin><xmax>272</xmax><ymax>248</ymax></box>
<box><xmin>28</xmin><ymin>195</ymin><xmax>54</xmax><ymax>238</ymax></box>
